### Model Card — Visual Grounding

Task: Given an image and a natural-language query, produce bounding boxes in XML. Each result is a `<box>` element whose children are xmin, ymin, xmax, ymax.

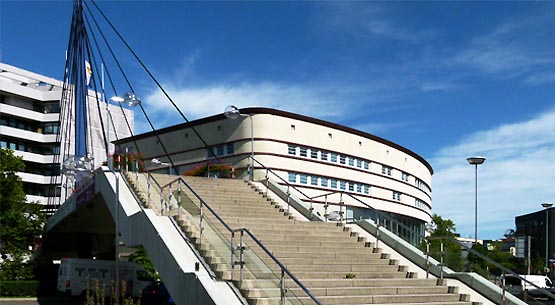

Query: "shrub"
<box><xmin>0</xmin><ymin>280</ymin><xmax>39</xmax><ymax>297</ymax></box>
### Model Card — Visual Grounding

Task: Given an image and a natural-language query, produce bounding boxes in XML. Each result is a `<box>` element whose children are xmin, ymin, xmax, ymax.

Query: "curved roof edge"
<box><xmin>116</xmin><ymin>107</ymin><xmax>433</xmax><ymax>175</ymax></box>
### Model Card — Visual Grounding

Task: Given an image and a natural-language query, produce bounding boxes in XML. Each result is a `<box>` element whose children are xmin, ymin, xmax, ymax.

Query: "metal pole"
<box><xmin>546</xmin><ymin>208</ymin><xmax>550</xmax><ymax>270</ymax></box>
<box><xmin>474</xmin><ymin>164</ymin><xmax>478</xmax><ymax>245</ymax></box>
<box><xmin>249</xmin><ymin>115</ymin><xmax>254</xmax><ymax>181</ymax></box>
<box><xmin>115</xmin><ymin>172</ymin><xmax>119</xmax><ymax>305</ymax></box>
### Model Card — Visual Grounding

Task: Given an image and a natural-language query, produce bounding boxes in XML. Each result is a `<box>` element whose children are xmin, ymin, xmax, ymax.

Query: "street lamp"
<box><xmin>151</xmin><ymin>158</ymin><xmax>172</xmax><ymax>175</ymax></box>
<box><xmin>224</xmin><ymin>105</ymin><xmax>254</xmax><ymax>181</ymax></box>
<box><xmin>106</xmin><ymin>92</ymin><xmax>140</xmax><ymax>305</ymax></box>
<box><xmin>467</xmin><ymin>156</ymin><xmax>486</xmax><ymax>245</ymax></box>
<box><xmin>542</xmin><ymin>202</ymin><xmax>553</xmax><ymax>271</ymax></box>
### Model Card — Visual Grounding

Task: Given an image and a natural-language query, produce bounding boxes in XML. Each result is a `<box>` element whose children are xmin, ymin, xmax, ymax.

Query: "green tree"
<box><xmin>425</xmin><ymin>214</ymin><xmax>464</xmax><ymax>272</ymax></box>
<box><xmin>128</xmin><ymin>246</ymin><xmax>159</xmax><ymax>280</ymax></box>
<box><xmin>0</xmin><ymin>148</ymin><xmax>45</xmax><ymax>280</ymax></box>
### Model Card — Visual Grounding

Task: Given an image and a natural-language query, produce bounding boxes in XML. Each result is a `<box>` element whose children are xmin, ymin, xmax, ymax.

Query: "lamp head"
<box><xmin>123</xmin><ymin>92</ymin><xmax>141</xmax><ymax>107</ymax></box>
<box><xmin>224</xmin><ymin>105</ymin><xmax>241</xmax><ymax>120</ymax></box>
<box><xmin>542</xmin><ymin>202</ymin><xmax>553</xmax><ymax>208</ymax></box>
<box><xmin>151</xmin><ymin>158</ymin><xmax>162</xmax><ymax>165</ymax></box>
<box><xmin>467</xmin><ymin>156</ymin><xmax>486</xmax><ymax>165</ymax></box>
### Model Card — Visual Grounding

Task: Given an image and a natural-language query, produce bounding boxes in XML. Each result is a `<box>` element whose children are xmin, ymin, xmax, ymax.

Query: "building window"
<box><xmin>310</xmin><ymin>176</ymin><xmax>318</xmax><ymax>186</ymax></box>
<box><xmin>300</xmin><ymin>174</ymin><xmax>308</xmax><ymax>184</ymax></box>
<box><xmin>330</xmin><ymin>179</ymin><xmax>337</xmax><ymax>189</ymax></box>
<box><xmin>339</xmin><ymin>155</ymin><xmax>346</xmax><ymax>164</ymax></box>
<box><xmin>288</xmin><ymin>172</ymin><xmax>297</xmax><ymax>183</ymax></box>
<box><xmin>310</xmin><ymin>149</ymin><xmax>318</xmax><ymax>159</ymax></box>
<box><xmin>330</xmin><ymin>153</ymin><xmax>337</xmax><ymax>163</ymax></box>
<box><xmin>356</xmin><ymin>159</ymin><xmax>362</xmax><ymax>168</ymax></box>
<box><xmin>393</xmin><ymin>191</ymin><xmax>401</xmax><ymax>201</ymax></box>
<box><xmin>402</xmin><ymin>172</ymin><xmax>409</xmax><ymax>182</ymax></box>
<box><xmin>340</xmin><ymin>180</ymin><xmax>346</xmax><ymax>190</ymax></box>
<box><xmin>348</xmin><ymin>158</ymin><xmax>354</xmax><ymax>166</ymax></box>
<box><xmin>348</xmin><ymin>183</ymin><xmax>354</xmax><ymax>192</ymax></box>
<box><xmin>321</xmin><ymin>151</ymin><xmax>328</xmax><ymax>161</ymax></box>
<box><xmin>357</xmin><ymin>184</ymin><xmax>362</xmax><ymax>193</ymax></box>
<box><xmin>216</xmin><ymin>145</ymin><xmax>224</xmax><ymax>156</ymax></box>
<box><xmin>363</xmin><ymin>185</ymin><xmax>369</xmax><ymax>194</ymax></box>
<box><xmin>382</xmin><ymin>165</ymin><xmax>392</xmax><ymax>176</ymax></box>
<box><xmin>321</xmin><ymin>178</ymin><xmax>328</xmax><ymax>187</ymax></box>
<box><xmin>364</xmin><ymin>161</ymin><xmax>369</xmax><ymax>170</ymax></box>
<box><xmin>300</xmin><ymin>147</ymin><xmax>308</xmax><ymax>157</ymax></box>
<box><xmin>288</xmin><ymin>145</ymin><xmax>297</xmax><ymax>155</ymax></box>
<box><xmin>226</xmin><ymin>143</ymin><xmax>234</xmax><ymax>154</ymax></box>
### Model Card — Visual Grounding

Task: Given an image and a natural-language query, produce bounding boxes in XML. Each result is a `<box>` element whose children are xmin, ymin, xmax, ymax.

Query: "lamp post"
<box><xmin>107</xmin><ymin>92</ymin><xmax>140</xmax><ymax>305</ymax></box>
<box><xmin>467</xmin><ymin>156</ymin><xmax>486</xmax><ymax>245</ymax></box>
<box><xmin>224</xmin><ymin>105</ymin><xmax>254</xmax><ymax>181</ymax></box>
<box><xmin>542</xmin><ymin>202</ymin><xmax>553</xmax><ymax>271</ymax></box>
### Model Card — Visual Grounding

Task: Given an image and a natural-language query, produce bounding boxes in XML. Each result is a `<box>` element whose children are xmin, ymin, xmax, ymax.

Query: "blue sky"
<box><xmin>1</xmin><ymin>1</ymin><xmax>555</xmax><ymax>240</ymax></box>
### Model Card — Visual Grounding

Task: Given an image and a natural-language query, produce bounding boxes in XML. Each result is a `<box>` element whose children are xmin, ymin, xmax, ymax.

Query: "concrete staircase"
<box><xmin>129</xmin><ymin>173</ymin><xmax>476</xmax><ymax>305</ymax></box>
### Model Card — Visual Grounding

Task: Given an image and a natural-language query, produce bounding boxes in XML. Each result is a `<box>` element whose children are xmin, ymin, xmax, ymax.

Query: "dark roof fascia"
<box><xmin>117</xmin><ymin>107</ymin><xmax>433</xmax><ymax>174</ymax></box>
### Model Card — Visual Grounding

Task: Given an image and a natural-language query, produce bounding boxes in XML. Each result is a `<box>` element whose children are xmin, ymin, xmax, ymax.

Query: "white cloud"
<box><xmin>431</xmin><ymin>109</ymin><xmax>555</xmax><ymax>239</ymax></box>
<box><xmin>140</xmin><ymin>82</ymin><xmax>356</xmax><ymax>129</ymax></box>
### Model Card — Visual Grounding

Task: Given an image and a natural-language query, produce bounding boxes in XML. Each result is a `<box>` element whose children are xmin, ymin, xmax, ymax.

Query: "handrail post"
<box><xmin>440</xmin><ymin>239</ymin><xmax>444</xmax><ymax>279</ymax></box>
<box><xmin>501</xmin><ymin>270</ymin><xmax>506</xmax><ymax>304</ymax></box>
<box><xmin>264</xmin><ymin>169</ymin><xmax>269</xmax><ymax>198</ymax></box>
<box><xmin>324</xmin><ymin>195</ymin><xmax>329</xmax><ymax>222</ymax></box>
<box><xmin>286</xmin><ymin>186</ymin><xmax>290</xmax><ymax>215</ymax></box>
<box><xmin>199</xmin><ymin>200</ymin><xmax>204</xmax><ymax>245</ymax></box>
<box><xmin>375</xmin><ymin>222</ymin><xmax>381</xmax><ymax>249</ymax></box>
<box><xmin>147</xmin><ymin>174</ymin><xmax>151</xmax><ymax>208</ymax></box>
<box><xmin>177</xmin><ymin>179</ymin><xmax>182</xmax><ymax>217</ymax></box>
<box><xmin>168</xmin><ymin>183</ymin><xmax>173</xmax><ymax>215</ymax></box>
<box><xmin>280</xmin><ymin>269</ymin><xmax>285</xmax><ymax>305</ymax></box>
<box><xmin>125</xmin><ymin>147</ymin><xmax>129</xmax><ymax>172</ymax></box>
<box><xmin>239</xmin><ymin>230</ymin><xmax>245</xmax><ymax>282</ymax></box>
<box><xmin>231</xmin><ymin>231</ymin><xmax>235</xmax><ymax>282</ymax></box>
<box><xmin>425</xmin><ymin>238</ymin><xmax>430</xmax><ymax>279</ymax></box>
<box><xmin>339</xmin><ymin>193</ymin><xmax>344</xmax><ymax>225</ymax></box>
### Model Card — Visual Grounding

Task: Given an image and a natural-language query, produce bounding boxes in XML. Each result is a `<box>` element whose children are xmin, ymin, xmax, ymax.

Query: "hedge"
<box><xmin>0</xmin><ymin>281</ymin><xmax>38</xmax><ymax>297</ymax></box>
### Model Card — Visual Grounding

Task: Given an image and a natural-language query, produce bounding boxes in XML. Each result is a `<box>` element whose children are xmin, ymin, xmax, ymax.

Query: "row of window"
<box><xmin>288</xmin><ymin>171</ymin><xmax>431</xmax><ymax>213</ymax></box>
<box><xmin>288</xmin><ymin>144</ymin><xmax>429</xmax><ymax>193</ymax></box>
<box><xmin>288</xmin><ymin>172</ymin><xmax>371</xmax><ymax>194</ymax></box>
<box><xmin>206</xmin><ymin>143</ymin><xmax>234</xmax><ymax>158</ymax></box>
<box><xmin>0</xmin><ymin>137</ymin><xmax>60</xmax><ymax>155</ymax></box>
<box><xmin>0</xmin><ymin>116</ymin><xmax>60</xmax><ymax>134</ymax></box>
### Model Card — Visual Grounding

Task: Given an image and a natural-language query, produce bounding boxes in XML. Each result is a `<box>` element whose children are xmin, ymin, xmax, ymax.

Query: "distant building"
<box><xmin>515</xmin><ymin>207</ymin><xmax>554</xmax><ymax>267</ymax></box>
<box><xmin>116</xmin><ymin>107</ymin><xmax>433</xmax><ymax>243</ymax></box>
<box><xmin>0</xmin><ymin>63</ymin><xmax>134</xmax><ymax>213</ymax></box>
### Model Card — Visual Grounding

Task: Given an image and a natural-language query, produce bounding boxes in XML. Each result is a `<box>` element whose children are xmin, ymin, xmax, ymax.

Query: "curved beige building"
<box><xmin>117</xmin><ymin>107</ymin><xmax>432</xmax><ymax>239</ymax></box>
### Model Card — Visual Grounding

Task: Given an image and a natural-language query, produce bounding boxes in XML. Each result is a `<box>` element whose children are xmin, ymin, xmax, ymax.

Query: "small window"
<box><xmin>330</xmin><ymin>179</ymin><xmax>337</xmax><ymax>189</ymax></box>
<box><xmin>340</xmin><ymin>180</ymin><xmax>346</xmax><ymax>190</ymax></box>
<box><xmin>330</xmin><ymin>153</ymin><xmax>337</xmax><ymax>163</ymax></box>
<box><xmin>300</xmin><ymin>147</ymin><xmax>308</xmax><ymax>157</ymax></box>
<box><xmin>321</xmin><ymin>178</ymin><xmax>328</xmax><ymax>187</ymax></box>
<box><xmin>356</xmin><ymin>159</ymin><xmax>362</xmax><ymax>168</ymax></box>
<box><xmin>392</xmin><ymin>191</ymin><xmax>401</xmax><ymax>201</ymax></box>
<box><xmin>310</xmin><ymin>149</ymin><xmax>318</xmax><ymax>159</ymax></box>
<box><xmin>226</xmin><ymin>143</ymin><xmax>234</xmax><ymax>154</ymax></box>
<box><xmin>363</xmin><ymin>185</ymin><xmax>369</xmax><ymax>194</ymax></box>
<box><xmin>348</xmin><ymin>183</ymin><xmax>354</xmax><ymax>191</ymax></box>
<box><xmin>300</xmin><ymin>174</ymin><xmax>307</xmax><ymax>184</ymax></box>
<box><xmin>339</xmin><ymin>155</ymin><xmax>346</xmax><ymax>164</ymax></box>
<box><xmin>348</xmin><ymin>158</ymin><xmax>354</xmax><ymax>166</ymax></box>
<box><xmin>357</xmin><ymin>184</ymin><xmax>362</xmax><ymax>192</ymax></box>
<box><xmin>288</xmin><ymin>172</ymin><xmax>297</xmax><ymax>183</ymax></box>
<box><xmin>321</xmin><ymin>151</ymin><xmax>328</xmax><ymax>161</ymax></box>
<box><xmin>288</xmin><ymin>145</ymin><xmax>297</xmax><ymax>155</ymax></box>
<box><xmin>382</xmin><ymin>165</ymin><xmax>392</xmax><ymax>176</ymax></box>
<box><xmin>216</xmin><ymin>145</ymin><xmax>224</xmax><ymax>156</ymax></box>
<box><xmin>364</xmin><ymin>161</ymin><xmax>369</xmax><ymax>170</ymax></box>
<box><xmin>310</xmin><ymin>176</ymin><xmax>318</xmax><ymax>186</ymax></box>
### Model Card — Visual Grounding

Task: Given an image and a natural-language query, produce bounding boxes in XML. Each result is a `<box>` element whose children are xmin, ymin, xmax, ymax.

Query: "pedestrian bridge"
<box><xmin>43</xmin><ymin>167</ymin><xmax>526</xmax><ymax>305</ymax></box>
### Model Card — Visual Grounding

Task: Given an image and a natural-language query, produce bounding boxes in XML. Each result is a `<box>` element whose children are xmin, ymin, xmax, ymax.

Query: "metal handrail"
<box><xmin>241</xmin><ymin>156</ymin><xmax>555</xmax><ymax>303</ymax></box>
<box><xmin>155</xmin><ymin>174</ymin><xmax>322</xmax><ymax>305</ymax></box>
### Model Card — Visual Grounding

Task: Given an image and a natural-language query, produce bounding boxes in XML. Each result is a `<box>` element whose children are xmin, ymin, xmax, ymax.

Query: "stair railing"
<box><xmin>154</xmin><ymin>175</ymin><xmax>322</xmax><ymax>305</ymax></box>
